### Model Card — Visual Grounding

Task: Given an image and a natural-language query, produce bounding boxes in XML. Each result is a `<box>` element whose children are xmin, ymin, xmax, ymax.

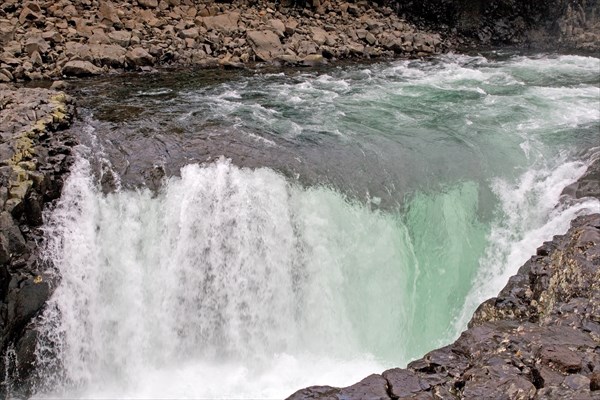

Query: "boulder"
<box><xmin>108</xmin><ymin>30</ymin><xmax>132</xmax><ymax>47</ymax></box>
<box><xmin>90</xmin><ymin>44</ymin><xmax>127</xmax><ymax>67</ymax></box>
<box><xmin>246</xmin><ymin>30</ymin><xmax>282</xmax><ymax>61</ymax></box>
<box><xmin>200</xmin><ymin>12</ymin><xmax>240</xmax><ymax>34</ymax></box>
<box><xmin>61</xmin><ymin>60</ymin><xmax>101</xmax><ymax>76</ymax></box>
<box><xmin>99</xmin><ymin>1</ymin><xmax>121</xmax><ymax>25</ymax></box>
<box><xmin>138</xmin><ymin>0</ymin><xmax>158</xmax><ymax>8</ymax></box>
<box><xmin>0</xmin><ymin>20</ymin><xmax>15</xmax><ymax>45</ymax></box>
<box><xmin>24</xmin><ymin>36</ymin><xmax>49</xmax><ymax>57</ymax></box>
<box><xmin>126</xmin><ymin>47</ymin><xmax>154</xmax><ymax>66</ymax></box>
<box><xmin>269</xmin><ymin>19</ymin><xmax>285</xmax><ymax>37</ymax></box>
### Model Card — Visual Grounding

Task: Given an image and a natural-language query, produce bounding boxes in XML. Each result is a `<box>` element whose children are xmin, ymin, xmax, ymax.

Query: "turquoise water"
<box><xmin>22</xmin><ymin>53</ymin><xmax>600</xmax><ymax>398</ymax></box>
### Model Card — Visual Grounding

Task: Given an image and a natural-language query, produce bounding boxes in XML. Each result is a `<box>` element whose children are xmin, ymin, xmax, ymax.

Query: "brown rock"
<box><xmin>246</xmin><ymin>30</ymin><xmax>282</xmax><ymax>61</ymax></box>
<box><xmin>99</xmin><ymin>1</ymin><xmax>121</xmax><ymax>25</ymax></box>
<box><xmin>311</xmin><ymin>27</ymin><xmax>328</xmax><ymax>46</ymax></box>
<box><xmin>61</xmin><ymin>60</ymin><xmax>101</xmax><ymax>76</ymax></box>
<box><xmin>302</xmin><ymin>54</ymin><xmax>325</xmax><ymax>66</ymax></box>
<box><xmin>200</xmin><ymin>12</ymin><xmax>240</xmax><ymax>34</ymax></box>
<box><xmin>24</xmin><ymin>36</ymin><xmax>49</xmax><ymax>56</ymax></box>
<box><xmin>138</xmin><ymin>0</ymin><xmax>158</xmax><ymax>8</ymax></box>
<box><xmin>126</xmin><ymin>47</ymin><xmax>154</xmax><ymax>66</ymax></box>
<box><xmin>0</xmin><ymin>20</ymin><xmax>15</xmax><ymax>45</ymax></box>
<box><xmin>108</xmin><ymin>30</ymin><xmax>132</xmax><ymax>47</ymax></box>
<box><xmin>90</xmin><ymin>44</ymin><xmax>127</xmax><ymax>67</ymax></box>
<box><xmin>269</xmin><ymin>19</ymin><xmax>285</xmax><ymax>37</ymax></box>
<box><xmin>540</xmin><ymin>345</ymin><xmax>582</xmax><ymax>373</ymax></box>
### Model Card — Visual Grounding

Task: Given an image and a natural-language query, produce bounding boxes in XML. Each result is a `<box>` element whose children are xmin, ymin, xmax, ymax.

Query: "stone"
<box><xmin>246</xmin><ymin>30</ymin><xmax>282</xmax><ymax>61</ymax></box>
<box><xmin>269</xmin><ymin>19</ymin><xmax>286</xmax><ymax>37</ymax></box>
<box><xmin>61</xmin><ymin>60</ymin><xmax>101</xmax><ymax>76</ymax></box>
<box><xmin>108</xmin><ymin>30</ymin><xmax>132</xmax><ymax>47</ymax></box>
<box><xmin>99</xmin><ymin>1</ymin><xmax>121</xmax><ymax>25</ymax></box>
<box><xmin>90</xmin><ymin>44</ymin><xmax>127</xmax><ymax>67</ymax></box>
<box><xmin>24</xmin><ymin>36</ymin><xmax>49</xmax><ymax>56</ymax></box>
<box><xmin>302</xmin><ymin>54</ymin><xmax>325</xmax><ymax>66</ymax></box>
<box><xmin>311</xmin><ymin>27</ymin><xmax>328</xmax><ymax>45</ymax></box>
<box><xmin>200</xmin><ymin>12</ymin><xmax>240</xmax><ymax>34</ymax></box>
<box><xmin>138</xmin><ymin>0</ymin><xmax>158</xmax><ymax>8</ymax></box>
<box><xmin>126</xmin><ymin>47</ymin><xmax>154</xmax><ymax>66</ymax></box>
<box><xmin>382</xmin><ymin>369</ymin><xmax>428</xmax><ymax>398</ymax></box>
<box><xmin>0</xmin><ymin>20</ymin><xmax>15</xmax><ymax>45</ymax></box>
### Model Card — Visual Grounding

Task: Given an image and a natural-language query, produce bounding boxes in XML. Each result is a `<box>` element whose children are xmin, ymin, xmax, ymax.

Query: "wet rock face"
<box><xmin>0</xmin><ymin>85</ymin><xmax>76</xmax><ymax>397</ymax></box>
<box><xmin>288</xmin><ymin>213</ymin><xmax>600</xmax><ymax>399</ymax></box>
<box><xmin>392</xmin><ymin>0</ymin><xmax>600</xmax><ymax>51</ymax></box>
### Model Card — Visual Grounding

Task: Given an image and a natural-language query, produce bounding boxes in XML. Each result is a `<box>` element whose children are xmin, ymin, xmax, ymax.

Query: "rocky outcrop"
<box><xmin>288</xmin><ymin>210</ymin><xmax>600</xmax><ymax>399</ymax></box>
<box><xmin>391</xmin><ymin>0</ymin><xmax>600</xmax><ymax>51</ymax></box>
<box><xmin>0</xmin><ymin>0</ymin><xmax>446</xmax><ymax>82</ymax></box>
<box><xmin>0</xmin><ymin>85</ymin><xmax>76</xmax><ymax>397</ymax></box>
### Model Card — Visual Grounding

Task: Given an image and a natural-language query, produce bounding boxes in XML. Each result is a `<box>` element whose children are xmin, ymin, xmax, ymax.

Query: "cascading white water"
<box><xmin>34</xmin><ymin>155</ymin><xmax>419</xmax><ymax>399</ymax></box>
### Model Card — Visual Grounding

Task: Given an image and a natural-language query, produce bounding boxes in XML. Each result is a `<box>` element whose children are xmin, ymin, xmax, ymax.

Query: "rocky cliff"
<box><xmin>288</xmin><ymin>160</ymin><xmax>600</xmax><ymax>399</ymax></box>
<box><xmin>392</xmin><ymin>0</ymin><xmax>600</xmax><ymax>51</ymax></box>
<box><xmin>0</xmin><ymin>86</ymin><xmax>76</xmax><ymax>397</ymax></box>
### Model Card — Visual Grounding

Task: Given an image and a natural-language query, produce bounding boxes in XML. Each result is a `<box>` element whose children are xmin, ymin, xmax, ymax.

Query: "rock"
<box><xmin>50</xmin><ymin>80</ymin><xmax>68</xmax><ymax>90</ymax></box>
<box><xmin>90</xmin><ymin>44</ymin><xmax>127</xmax><ymax>68</ymax></box>
<box><xmin>562</xmin><ymin>158</ymin><xmax>600</xmax><ymax>200</ymax></box>
<box><xmin>311</xmin><ymin>27</ymin><xmax>328</xmax><ymax>46</ymax></box>
<box><xmin>108</xmin><ymin>30</ymin><xmax>132</xmax><ymax>47</ymax></box>
<box><xmin>138</xmin><ymin>0</ymin><xmax>158</xmax><ymax>8</ymax></box>
<box><xmin>61</xmin><ymin>60</ymin><xmax>102</xmax><ymax>76</ymax></box>
<box><xmin>382</xmin><ymin>369</ymin><xmax>428</xmax><ymax>398</ymax></box>
<box><xmin>302</xmin><ymin>54</ymin><xmax>325</xmax><ymax>66</ymax></box>
<box><xmin>200</xmin><ymin>12</ymin><xmax>240</xmax><ymax>34</ymax></box>
<box><xmin>99</xmin><ymin>1</ymin><xmax>121</xmax><ymax>25</ymax></box>
<box><xmin>0</xmin><ymin>20</ymin><xmax>15</xmax><ymax>45</ymax></box>
<box><xmin>246</xmin><ymin>30</ymin><xmax>283</xmax><ymax>61</ymax></box>
<box><xmin>126</xmin><ymin>47</ymin><xmax>154</xmax><ymax>66</ymax></box>
<box><xmin>269</xmin><ymin>19</ymin><xmax>286</xmax><ymax>37</ymax></box>
<box><xmin>287</xmin><ymin>374</ymin><xmax>390</xmax><ymax>400</ymax></box>
<box><xmin>0</xmin><ymin>69</ymin><xmax>12</xmax><ymax>82</ymax></box>
<box><xmin>24</xmin><ymin>36</ymin><xmax>49</xmax><ymax>57</ymax></box>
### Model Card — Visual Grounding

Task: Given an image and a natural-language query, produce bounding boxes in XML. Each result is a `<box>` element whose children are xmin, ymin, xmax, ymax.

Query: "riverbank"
<box><xmin>0</xmin><ymin>0</ymin><xmax>447</xmax><ymax>82</ymax></box>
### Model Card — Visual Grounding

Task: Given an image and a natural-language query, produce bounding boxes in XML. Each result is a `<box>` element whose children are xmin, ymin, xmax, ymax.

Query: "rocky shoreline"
<box><xmin>1</xmin><ymin>0</ymin><xmax>598</xmax><ymax>83</ymax></box>
<box><xmin>0</xmin><ymin>0</ymin><xmax>448</xmax><ymax>82</ymax></box>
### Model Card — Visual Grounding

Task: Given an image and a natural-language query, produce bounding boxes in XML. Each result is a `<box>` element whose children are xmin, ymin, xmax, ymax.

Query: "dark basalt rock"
<box><xmin>0</xmin><ymin>85</ymin><xmax>76</xmax><ymax>397</ymax></box>
<box><xmin>288</xmin><ymin>212</ymin><xmax>600</xmax><ymax>399</ymax></box>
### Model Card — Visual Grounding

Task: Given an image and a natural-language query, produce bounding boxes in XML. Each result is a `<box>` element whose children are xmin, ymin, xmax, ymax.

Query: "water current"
<box><xmin>21</xmin><ymin>53</ymin><xmax>600</xmax><ymax>398</ymax></box>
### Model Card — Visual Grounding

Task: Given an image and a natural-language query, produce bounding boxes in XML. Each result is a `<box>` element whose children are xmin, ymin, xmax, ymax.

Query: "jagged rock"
<box><xmin>108</xmin><ymin>30</ymin><xmax>132</xmax><ymax>47</ymax></box>
<box><xmin>200</xmin><ymin>12</ymin><xmax>240</xmax><ymax>34</ymax></box>
<box><xmin>0</xmin><ymin>20</ymin><xmax>15</xmax><ymax>45</ymax></box>
<box><xmin>90</xmin><ymin>44</ymin><xmax>127</xmax><ymax>67</ymax></box>
<box><xmin>99</xmin><ymin>1</ymin><xmax>121</xmax><ymax>25</ymax></box>
<box><xmin>138</xmin><ymin>0</ymin><xmax>158</xmax><ymax>8</ymax></box>
<box><xmin>61</xmin><ymin>60</ymin><xmax>101</xmax><ymax>76</ymax></box>
<box><xmin>126</xmin><ymin>47</ymin><xmax>154</xmax><ymax>66</ymax></box>
<box><xmin>247</xmin><ymin>30</ymin><xmax>283</xmax><ymax>61</ymax></box>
